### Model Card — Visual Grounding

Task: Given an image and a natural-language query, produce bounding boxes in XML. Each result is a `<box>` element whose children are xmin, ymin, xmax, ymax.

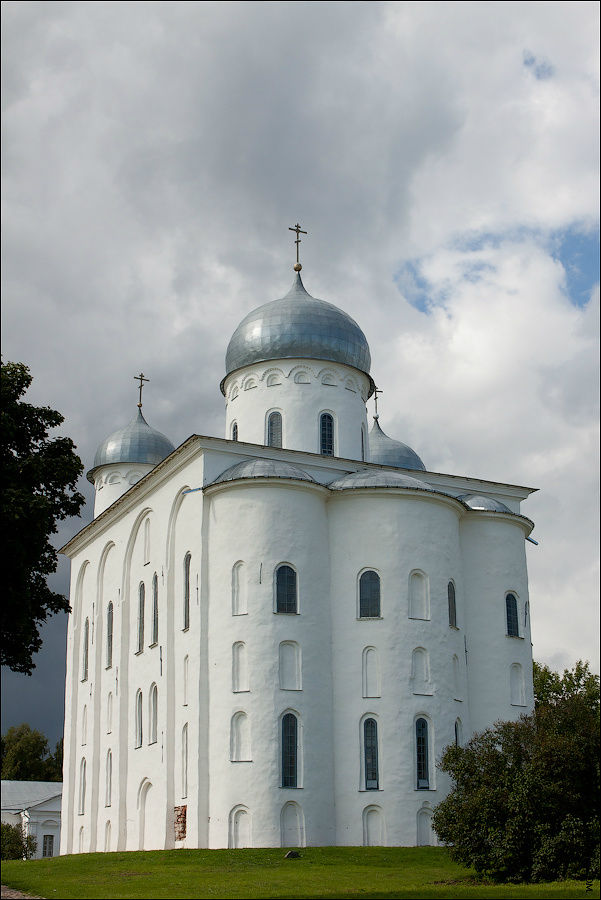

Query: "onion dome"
<box><xmin>368</xmin><ymin>417</ymin><xmax>426</xmax><ymax>471</ymax></box>
<box><xmin>329</xmin><ymin>469</ymin><xmax>435</xmax><ymax>491</ymax></box>
<box><xmin>458</xmin><ymin>494</ymin><xmax>512</xmax><ymax>513</ymax></box>
<box><xmin>209</xmin><ymin>458</ymin><xmax>316</xmax><ymax>487</ymax></box>
<box><xmin>224</xmin><ymin>272</ymin><xmax>372</xmax><ymax>388</ymax></box>
<box><xmin>87</xmin><ymin>408</ymin><xmax>175</xmax><ymax>483</ymax></box>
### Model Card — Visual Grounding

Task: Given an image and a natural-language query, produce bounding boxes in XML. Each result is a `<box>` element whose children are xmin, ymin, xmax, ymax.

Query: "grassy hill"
<box><xmin>2</xmin><ymin>846</ymin><xmax>599</xmax><ymax>899</ymax></box>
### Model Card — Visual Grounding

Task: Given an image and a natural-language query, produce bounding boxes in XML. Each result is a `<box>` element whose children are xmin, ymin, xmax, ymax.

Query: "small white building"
<box><xmin>60</xmin><ymin>264</ymin><xmax>536</xmax><ymax>854</ymax></box>
<box><xmin>1</xmin><ymin>781</ymin><xmax>62</xmax><ymax>858</ymax></box>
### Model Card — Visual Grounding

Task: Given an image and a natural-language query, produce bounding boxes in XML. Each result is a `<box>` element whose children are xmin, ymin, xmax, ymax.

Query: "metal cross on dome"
<box><xmin>134</xmin><ymin>372</ymin><xmax>149</xmax><ymax>408</ymax></box>
<box><xmin>289</xmin><ymin>223</ymin><xmax>307</xmax><ymax>271</ymax></box>
<box><xmin>374</xmin><ymin>387</ymin><xmax>383</xmax><ymax>418</ymax></box>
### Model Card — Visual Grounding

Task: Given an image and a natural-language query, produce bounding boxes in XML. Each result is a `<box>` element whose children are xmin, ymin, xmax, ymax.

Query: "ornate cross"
<box><xmin>288</xmin><ymin>223</ymin><xmax>307</xmax><ymax>271</ymax></box>
<box><xmin>134</xmin><ymin>372</ymin><xmax>149</xmax><ymax>408</ymax></box>
<box><xmin>374</xmin><ymin>387</ymin><xmax>383</xmax><ymax>418</ymax></box>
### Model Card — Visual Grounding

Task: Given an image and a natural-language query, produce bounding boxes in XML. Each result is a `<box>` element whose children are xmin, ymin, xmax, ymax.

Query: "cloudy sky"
<box><xmin>2</xmin><ymin>1</ymin><xmax>599</xmax><ymax>747</ymax></box>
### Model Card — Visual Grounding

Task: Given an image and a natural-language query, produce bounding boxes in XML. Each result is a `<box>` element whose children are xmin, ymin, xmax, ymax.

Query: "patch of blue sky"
<box><xmin>393</xmin><ymin>260</ymin><xmax>432</xmax><ymax>312</ymax></box>
<box><xmin>552</xmin><ymin>226</ymin><xmax>600</xmax><ymax>308</ymax></box>
<box><xmin>523</xmin><ymin>51</ymin><xmax>555</xmax><ymax>80</ymax></box>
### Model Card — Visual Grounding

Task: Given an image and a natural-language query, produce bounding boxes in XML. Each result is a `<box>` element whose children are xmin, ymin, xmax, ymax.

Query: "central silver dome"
<box><xmin>224</xmin><ymin>272</ymin><xmax>372</xmax><ymax>386</ymax></box>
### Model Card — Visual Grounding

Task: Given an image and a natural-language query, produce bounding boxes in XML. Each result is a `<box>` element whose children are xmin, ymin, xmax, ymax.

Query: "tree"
<box><xmin>432</xmin><ymin>660</ymin><xmax>600</xmax><ymax>883</ymax></box>
<box><xmin>1</xmin><ymin>823</ymin><xmax>37</xmax><ymax>860</ymax></box>
<box><xmin>1</xmin><ymin>360</ymin><xmax>85</xmax><ymax>673</ymax></box>
<box><xmin>1</xmin><ymin>724</ymin><xmax>62</xmax><ymax>782</ymax></box>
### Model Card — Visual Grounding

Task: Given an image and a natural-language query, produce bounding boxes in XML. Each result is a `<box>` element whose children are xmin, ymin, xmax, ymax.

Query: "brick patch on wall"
<box><xmin>174</xmin><ymin>804</ymin><xmax>187</xmax><ymax>840</ymax></box>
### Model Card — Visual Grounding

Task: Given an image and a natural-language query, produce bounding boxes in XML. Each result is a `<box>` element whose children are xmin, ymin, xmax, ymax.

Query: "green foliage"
<box><xmin>432</xmin><ymin>660</ymin><xmax>600</xmax><ymax>883</ymax></box>
<box><xmin>0</xmin><ymin>360</ymin><xmax>84</xmax><ymax>673</ymax></box>
<box><xmin>1</xmin><ymin>822</ymin><xmax>37</xmax><ymax>860</ymax></box>
<box><xmin>1</xmin><ymin>724</ymin><xmax>63</xmax><ymax>782</ymax></box>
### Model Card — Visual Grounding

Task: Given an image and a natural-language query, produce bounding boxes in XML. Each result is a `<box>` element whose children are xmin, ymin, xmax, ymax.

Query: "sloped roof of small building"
<box><xmin>1</xmin><ymin>781</ymin><xmax>63</xmax><ymax>813</ymax></box>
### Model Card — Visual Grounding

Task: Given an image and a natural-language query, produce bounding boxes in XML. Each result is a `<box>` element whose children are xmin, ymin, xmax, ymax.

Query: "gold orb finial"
<box><xmin>294</xmin><ymin>262</ymin><xmax>302</xmax><ymax>272</ymax></box>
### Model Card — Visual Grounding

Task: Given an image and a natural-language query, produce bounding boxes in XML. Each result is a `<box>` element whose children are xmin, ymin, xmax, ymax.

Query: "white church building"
<box><xmin>60</xmin><ymin>247</ymin><xmax>536</xmax><ymax>853</ymax></box>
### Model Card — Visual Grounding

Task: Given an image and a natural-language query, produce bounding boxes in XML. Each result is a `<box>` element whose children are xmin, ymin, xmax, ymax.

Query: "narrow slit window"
<box><xmin>506</xmin><ymin>593</ymin><xmax>519</xmax><ymax>637</ymax></box>
<box><xmin>364</xmin><ymin>718</ymin><xmax>379</xmax><ymax>790</ymax></box>
<box><xmin>183</xmin><ymin>553</ymin><xmax>191</xmax><ymax>630</ymax></box>
<box><xmin>106</xmin><ymin>602</ymin><xmax>113</xmax><ymax>668</ymax></box>
<box><xmin>267</xmin><ymin>412</ymin><xmax>282</xmax><ymax>448</ymax></box>
<box><xmin>82</xmin><ymin>618</ymin><xmax>89</xmax><ymax>682</ymax></box>
<box><xmin>320</xmin><ymin>413</ymin><xmax>334</xmax><ymax>456</ymax></box>
<box><xmin>137</xmin><ymin>583</ymin><xmax>145</xmax><ymax>652</ymax></box>
<box><xmin>448</xmin><ymin>582</ymin><xmax>457</xmax><ymax>627</ymax></box>
<box><xmin>151</xmin><ymin>573</ymin><xmax>159</xmax><ymax>644</ymax></box>
<box><xmin>135</xmin><ymin>690</ymin><xmax>143</xmax><ymax>748</ymax></box>
<box><xmin>232</xmin><ymin>422</ymin><xmax>238</xmax><ymax>441</ymax></box>
<box><xmin>359</xmin><ymin>571</ymin><xmax>380</xmax><ymax>618</ymax></box>
<box><xmin>416</xmin><ymin>718</ymin><xmax>429</xmax><ymax>789</ymax></box>
<box><xmin>276</xmin><ymin>565</ymin><xmax>297</xmax><ymax>614</ymax></box>
<box><xmin>281</xmin><ymin>713</ymin><xmax>298</xmax><ymax>787</ymax></box>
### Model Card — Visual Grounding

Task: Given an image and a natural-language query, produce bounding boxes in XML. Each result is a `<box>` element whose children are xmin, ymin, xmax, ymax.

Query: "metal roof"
<box><xmin>458</xmin><ymin>494</ymin><xmax>512</xmax><ymax>512</ymax></box>
<box><xmin>328</xmin><ymin>469</ymin><xmax>439</xmax><ymax>492</ymax></box>
<box><xmin>368</xmin><ymin>417</ymin><xmax>426</xmax><ymax>471</ymax></box>
<box><xmin>87</xmin><ymin>408</ymin><xmax>175</xmax><ymax>482</ymax></box>
<box><xmin>225</xmin><ymin>272</ymin><xmax>371</xmax><ymax>378</ymax></box>
<box><xmin>209</xmin><ymin>457</ymin><xmax>316</xmax><ymax>486</ymax></box>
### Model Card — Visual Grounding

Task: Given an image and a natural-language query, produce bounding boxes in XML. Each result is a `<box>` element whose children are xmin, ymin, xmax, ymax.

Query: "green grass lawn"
<box><xmin>2</xmin><ymin>847</ymin><xmax>599</xmax><ymax>899</ymax></box>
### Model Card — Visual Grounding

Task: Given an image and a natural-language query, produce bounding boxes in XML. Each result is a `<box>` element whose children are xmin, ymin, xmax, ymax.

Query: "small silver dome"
<box><xmin>224</xmin><ymin>272</ymin><xmax>372</xmax><ymax>385</ymax></box>
<box><xmin>87</xmin><ymin>408</ymin><xmax>175</xmax><ymax>482</ymax></box>
<box><xmin>459</xmin><ymin>494</ymin><xmax>512</xmax><ymax>513</ymax></box>
<box><xmin>329</xmin><ymin>468</ymin><xmax>435</xmax><ymax>491</ymax></box>
<box><xmin>209</xmin><ymin>458</ymin><xmax>316</xmax><ymax>487</ymax></box>
<box><xmin>368</xmin><ymin>417</ymin><xmax>426</xmax><ymax>471</ymax></box>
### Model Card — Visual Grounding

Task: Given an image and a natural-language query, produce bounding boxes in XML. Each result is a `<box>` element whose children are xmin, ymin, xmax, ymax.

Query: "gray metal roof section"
<box><xmin>458</xmin><ymin>494</ymin><xmax>512</xmax><ymax>512</ymax></box>
<box><xmin>329</xmin><ymin>469</ymin><xmax>439</xmax><ymax>492</ymax></box>
<box><xmin>1</xmin><ymin>780</ymin><xmax>63</xmax><ymax>812</ymax></box>
<box><xmin>368</xmin><ymin>417</ymin><xmax>426</xmax><ymax>471</ymax></box>
<box><xmin>87</xmin><ymin>408</ymin><xmax>175</xmax><ymax>482</ymax></box>
<box><xmin>225</xmin><ymin>272</ymin><xmax>371</xmax><ymax>378</ymax></box>
<box><xmin>209</xmin><ymin>457</ymin><xmax>316</xmax><ymax>487</ymax></box>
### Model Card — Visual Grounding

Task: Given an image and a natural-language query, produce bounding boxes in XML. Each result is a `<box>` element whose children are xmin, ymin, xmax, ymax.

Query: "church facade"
<box><xmin>60</xmin><ymin>262</ymin><xmax>536</xmax><ymax>853</ymax></box>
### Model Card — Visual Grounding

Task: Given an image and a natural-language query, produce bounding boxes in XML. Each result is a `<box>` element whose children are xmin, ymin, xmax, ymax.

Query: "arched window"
<box><xmin>453</xmin><ymin>654</ymin><xmax>462</xmax><ymax>700</ymax></box>
<box><xmin>232</xmin><ymin>561</ymin><xmax>247</xmax><ymax>615</ymax></box>
<box><xmin>506</xmin><ymin>593</ymin><xmax>519</xmax><ymax>636</ymax></box>
<box><xmin>106</xmin><ymin>602</ymin><xmax>114</xmax><ymax>668</ymax></box>
<box><xmin>183</xmin><ymin>553</ymin><xmax>191</xmax><ymax>630</ymax></box>
<box><xmin>78</xmin><ymin>758</ymin><xmax>86</xmax><ymax>815</ymax></box>
<box><xmin>362</xmin><ymin>647</ymin><xmax>381</xmax><ymax>698</ymax></box>
<box><xmin>82</xmin><ymin>618</ymin><xmax>89</xmax><ymax>681</ymax></box>
<box><xmin>411</xmin><ymin>648</ymin><xmax>431</xmax><ymax>695</ymax></box>
<box><xmin>232</xmin><ymin>642</ymin><xmax>249</xmax><ymax>692</ymax></box>
<box><xmin>276</xmin><ymin>565</ymin><xmax>297</xmax><ymax>614</ymax></box>
<box><xmin>320</xmin><ymin>413</ymin><xmax>334</xmax><ymax>456</ymax></box>
<box><xmin>448</xmin><ymin>581</ymin><xmax>457</xmax><ymax>627</ymax></box>
<box><xmin>359</xmin><ymin>570</ymin><xmax>381</xmax><ymax>618</ymax></box>
<box><xmin>510</xmin><ymin>663</ymin><xmax>526</xmax><ymax>705</ymax></box>
<box><xmin>105</xmin><ymin>750</ymin><xmax>112</xmax><ymax>807</ymax></box>
<box><xmin>143</xmin><ymin>518</ymin><xmax>150</xmax><ymax>564</ymax></box>
<box><xmin>149</xmin><ymin>683</ymin><xmax>158</xmax><ymax>743</ymax></box>
<box><xmin>409</xmin><ymin>571</ymin><xmax>429</xmax><ymax>620</ymax></box>
<box><xmin>230</xmin><ymin>711</ymin><xmax>251</xmax><ymax>761</ymax></box>
<box><xmin>416</xmin><ymin>718</ymin><xmax>429</xmax><ymax>789</ymax></box>
<box><xmin>232</xmin><ymin>422</ymin><xmax>238</xmax><ymax>441</ymax></box>
<box><xmin>364</xmin><ymin>718</ymin><xmax>379</xmax><ymax>790</ymax></box>
<box><xmin>135</xmin><ymin>690</ymin><xmax>143</xmax><ymax>748</ymax></box>
<box><xmin>279</xmin><ymin>642</ymin><xmax>301</xmax><ymax>691</ymax></box>
<box><xmin>137</xmin><ymin>583</ymin><xmax>145</xmax><ymax>653</ymax></box>
<box><xmin>151</xmin><ymin>573</ymin><xmax>159</xmax><ymax>645</ymax></box>
<box><xmin>183</xmin><ymin>655</ymin><xmax>189</xmax><ymax>706</ymax></box>
<box><xmin>281</xmin><ymin>713</ymin><xmax>298</xmax><ymax>787</ymax></box>
<box><xmin>181</xmin><ymin>723</ymin><xmax>188</xmax><ymax>799</ymax></box>
<box><xmin>267</xmin><ymin>411</ymin><xmax>282</xmax><ymax>448</ymax></box>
